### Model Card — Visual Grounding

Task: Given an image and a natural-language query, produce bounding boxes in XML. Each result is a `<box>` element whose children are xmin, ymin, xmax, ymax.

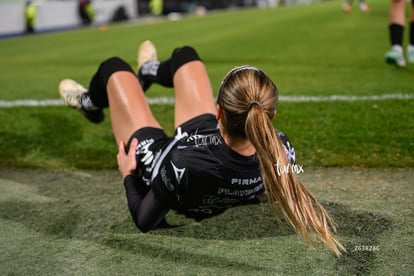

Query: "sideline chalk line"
<box><xmin>0</xmin><ymin>94</ymin><xmax>413</xmax><ymax>108</ymax></box>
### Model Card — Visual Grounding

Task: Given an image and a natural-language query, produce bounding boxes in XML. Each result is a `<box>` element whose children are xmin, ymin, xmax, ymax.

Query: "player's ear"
<box><xmin>272</xmin><ymin>111</ymin><xmax>276</xmax><ymax>119</ymax></box>
<box><xmin>216</xmin><ymin>104</ymin><xmax>224</xmax><ymax>120</ymax></box>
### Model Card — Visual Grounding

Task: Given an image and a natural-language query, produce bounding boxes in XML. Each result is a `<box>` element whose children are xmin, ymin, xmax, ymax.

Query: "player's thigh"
<box><xmin>172</xmin><ymin>61</ymin><xmax>217</xmax><ymax>128</ymax></box>
<box><xmin>107</xmin><ymin>71</ymin><xmax>161</xmax><ymax>144</ymax></box>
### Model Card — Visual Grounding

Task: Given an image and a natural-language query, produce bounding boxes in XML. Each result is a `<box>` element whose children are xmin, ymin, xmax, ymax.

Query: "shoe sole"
<box><xmin>137</xmin><ymin>40</ymin><xmax>157</xmax><ymax>69</ymax></box>
<box><xmin>59</xmin><ymin>79</ymin><xmax>104</xmax><ymax>123</ymax></box>
<box><xmin>59</xmin><ymin>79</ymin><xmax>86</xmax><ymax>108</ymax></box>
<box><xmin>385</xmin><ymin>56</ymin><xmax>406</xmax><ymax>67</ymax></box>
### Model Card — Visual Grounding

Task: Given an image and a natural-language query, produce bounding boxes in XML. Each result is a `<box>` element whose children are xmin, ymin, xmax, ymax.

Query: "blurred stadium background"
<box><xmin>0</xmin><ymin>0</ymin><xmax>317</xmax><ymax>37</ymax></box>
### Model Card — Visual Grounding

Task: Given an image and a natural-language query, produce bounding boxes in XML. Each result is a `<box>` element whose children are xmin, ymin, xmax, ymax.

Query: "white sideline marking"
<box><xmin>0</xmin><ymin>99</ymin><xmax>64</xmax><ymax>107</ymax></box>
<box><xmin>0</xmin><ymin>94</ymin><xmax>413</xmax><ymax>108</ymax></box>
<box><xmin>280</xmin><ymin>94</ymin><xmax>414</xmax><ymax>102</ymax></box>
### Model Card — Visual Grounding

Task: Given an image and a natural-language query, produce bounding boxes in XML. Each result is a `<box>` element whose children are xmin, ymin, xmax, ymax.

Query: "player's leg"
<box><xmin>342</xmin><ymin>0</ymin><xmax>352</xmax><ymax>13</ymax></box>
<box><xmin>137</xmin><ymin>42</ymin><xmax>216</xmax><ymax>128</ymax></box>
<box><xmin>171</xmin><ymin>47</ymin><xmax>216</xmax><ymax>127</ymax></box>
<box><xmin>60</xmin><ymin>57</ymin><xmax>161</xmax><ymax>145</ymax></box>
<box><xmin>385</xmin><ymin>0</ymin><xmax>406</xmax><ymax>66</ymax></box>
<box><xmin>408</xmin><ymin>1</ymin><xmax>414</xmax><ymax>63</ymax></box>
<box><xmin>389</xmin><ymin>0</ymin><xmax>406</xmax><ymax>25</ymax></box>
<box><xmin>106</xmin><ymin>70</ymin><xmax>161</xmax><ymax>145</ymax></box>
<box><xmin>358</xmin><ymin>0</ymin><xmax>370</xmax><ymax>13</ymax></box>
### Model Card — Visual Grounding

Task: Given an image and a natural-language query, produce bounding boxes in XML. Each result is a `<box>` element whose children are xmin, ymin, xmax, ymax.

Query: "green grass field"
<box><xmin>0</xmin><ymin>1</ymin><xmax>413</xmax><ymax>275</ymax></box>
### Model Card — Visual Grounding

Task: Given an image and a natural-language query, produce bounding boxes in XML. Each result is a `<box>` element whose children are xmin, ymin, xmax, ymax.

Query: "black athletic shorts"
<box><xmin>126</xmin><ymin>113</ymin><xmax>218</xmax><ymax>189</ymax></box>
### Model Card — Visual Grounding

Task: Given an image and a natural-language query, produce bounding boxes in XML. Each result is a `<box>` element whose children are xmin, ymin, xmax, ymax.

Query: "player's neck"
<box><xmin>220</xmin><ymin>129</ymin><xmax>256</xmax><ymax>156</ymax></box>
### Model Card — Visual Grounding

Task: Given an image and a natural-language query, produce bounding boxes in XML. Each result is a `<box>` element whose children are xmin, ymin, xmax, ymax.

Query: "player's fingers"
<box><xmin>118</xmin><ymin>140</ymin><xmax>126</xmax><ymax>155</ymax></box>
<box><xmin>128</xmin><ymin>138</ymin><xmax>138</xmax><ymax>157</ymax></box>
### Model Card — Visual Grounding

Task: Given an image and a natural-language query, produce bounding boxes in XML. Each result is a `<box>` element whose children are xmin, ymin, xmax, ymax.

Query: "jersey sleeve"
<box><xmin>123</xmin><ymin>174</ymin><xmax>169</xmax><ymax>232</ymax></box>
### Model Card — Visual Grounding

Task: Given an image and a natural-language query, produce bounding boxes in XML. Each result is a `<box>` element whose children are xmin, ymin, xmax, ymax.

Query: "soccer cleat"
<box><xmin>359</xmin><ymin>3</ymin><xmax>370</xmax><ymax>13</ymax></box>
<box><xmin>59</xmin><ymin>79</ymin><xmax>104</xmax><ymax>123</ymax></box>
<box><xmin>408</xmin><ymin>45</ymin><xmax>414</xmax><ymax>64</ymax></box>
<box><xmin>342</xmin><ymin>3</ymin><xmax>352</xmax><ymax>13</ymax></box>
<box><xmin>137</xmin><ymin>40</ymin><xmax>158</xmax><ymax>91</ymax></box>
<box><xmin>385</xmin><ymin>46</ymin><xmax>406</xmax><ymax>67</ymax></box>
<box><xmin>137</xmin><ymin>40</ymin><xmax>158</xmax><ymax>70</ymax></box>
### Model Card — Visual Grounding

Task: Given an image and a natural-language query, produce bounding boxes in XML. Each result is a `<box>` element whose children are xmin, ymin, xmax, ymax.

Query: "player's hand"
<box><xmin>117</xmin><ymin>138</ymin><xmax>138</xmax><ymax>178</ymax></box>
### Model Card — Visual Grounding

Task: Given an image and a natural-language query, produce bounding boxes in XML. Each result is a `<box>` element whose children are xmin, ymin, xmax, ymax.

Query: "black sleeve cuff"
<box><xmin>124</xmin><ymin>174</ymin><xmax>137</xmax><ymax>188</ymax></box>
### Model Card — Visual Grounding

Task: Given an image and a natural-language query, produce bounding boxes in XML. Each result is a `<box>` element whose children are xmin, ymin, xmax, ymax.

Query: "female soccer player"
<box><xmin>59</xmin><ymin>41</ymin><xmax>345</xmax><ymax>256</ymax></box>
<box><xmin>384</xmin><ymin>0</ymin><xmax>414</xmax><ymax>66</ymax></box>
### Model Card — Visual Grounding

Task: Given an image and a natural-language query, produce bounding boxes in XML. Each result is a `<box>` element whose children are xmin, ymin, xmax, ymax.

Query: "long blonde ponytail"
<box><xmin>218</xmin><ymin>66</ymin><xmax>345</xmax><ymax>256</ymax></box>
<box><xmin>245</xmin><ymin>106</ymin><xmax>345</xmax><ymax>256</ymax></box>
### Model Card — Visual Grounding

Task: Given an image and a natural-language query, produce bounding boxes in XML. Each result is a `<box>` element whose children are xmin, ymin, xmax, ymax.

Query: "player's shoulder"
<box><xmin>275</xmin><ymin>130</ymin><xmax>296</xmax><ymax>165</ymax></box>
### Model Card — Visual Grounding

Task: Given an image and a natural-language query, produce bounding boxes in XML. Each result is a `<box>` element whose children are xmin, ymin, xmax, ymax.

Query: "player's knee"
<box><xmin>99</xmin><ymin>56</ymin><xmax>134</xmax><ymax>82</ymax></box>
<box><xmin>170</xmin><ymin>46</ymin><xmax>202</xmax><ymax>76</ymax></box>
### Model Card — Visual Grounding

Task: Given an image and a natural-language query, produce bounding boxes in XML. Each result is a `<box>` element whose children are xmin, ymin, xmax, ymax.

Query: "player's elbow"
<box><xmin>132</xmin><ymin>219</ymin><xmax>152</xmax><ymax>233</ymax></box>
<box><xmin>134</xmin><ymin>216</ymin><xmax>166</xmax><ymax>233</ymax></box>
<box><xmin>136</xmin><ymin>223</ymin><xmax>153</xmax><ymax>233</ymax></box>
<box><xmin>133</xmin><ymin>217</ymin><xmax>161</xmax><ymax>233</ymax></box>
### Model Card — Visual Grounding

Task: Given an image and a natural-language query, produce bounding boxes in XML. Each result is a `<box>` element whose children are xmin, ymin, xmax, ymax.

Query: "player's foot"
<box><xmin>385</xmin><ymin>46</ymin><xmax>406</xmax><ymax>67</ymax></box>
<box><xmin>359</xmin><ymin>3</ymin><xmax>370</xmax><ymax>13</ymax></box>
<box><xmin>137</xmin><ymin>40</ymin><xmax>158</xmax><ymax>91</ymax></box>
<box><xmin>407</xmin><ymin>45</ymin><xmax>414</xmax><ymax>64</ymax></box>
<box><xmin>137</xmin><ymin>40</ymin><xmax>158</xmax><ymax>70</ymax></box>
<box><xmin>59</xmin><ymin>79</ymin><xmax>104</xmax><ymax>123</ymax></box>
<box><xmin>342</xmin><ymin>3</ymin><xmax>352</xmax><ymax>13</ymax></box>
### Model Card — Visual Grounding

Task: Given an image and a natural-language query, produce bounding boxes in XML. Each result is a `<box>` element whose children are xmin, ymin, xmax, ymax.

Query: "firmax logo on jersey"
<box><xmin>230</xmin><ymin>176</ymin><xmax>262</xmax><ymax>186</ymax></box>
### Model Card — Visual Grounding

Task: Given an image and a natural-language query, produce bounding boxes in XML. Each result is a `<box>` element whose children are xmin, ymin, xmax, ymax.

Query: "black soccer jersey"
<box><xmin>150</xmin><ymin>128</ymin><xmax>295</xmax><ymax>221</ymax></box>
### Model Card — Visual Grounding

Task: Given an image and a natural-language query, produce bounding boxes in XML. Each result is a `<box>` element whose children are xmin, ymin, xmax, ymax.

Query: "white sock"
<box><xmin>391</xmin><ymin>45</ymin><xmax>403</xmax><ymax>53</ymax></box>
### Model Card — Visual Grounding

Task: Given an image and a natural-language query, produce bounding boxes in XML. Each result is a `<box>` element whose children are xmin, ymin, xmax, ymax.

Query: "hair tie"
<box><xmin>247</xmin><ymin>101</ymin><xmax>262</xmax><ymax>111</ymax></box>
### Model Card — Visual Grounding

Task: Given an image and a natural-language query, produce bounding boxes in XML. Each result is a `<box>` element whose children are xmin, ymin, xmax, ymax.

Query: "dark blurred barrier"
<box><xmin>138</xmin><ymin>0</ymin><xmax>267</xmax><ymax>16</ymax></box>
